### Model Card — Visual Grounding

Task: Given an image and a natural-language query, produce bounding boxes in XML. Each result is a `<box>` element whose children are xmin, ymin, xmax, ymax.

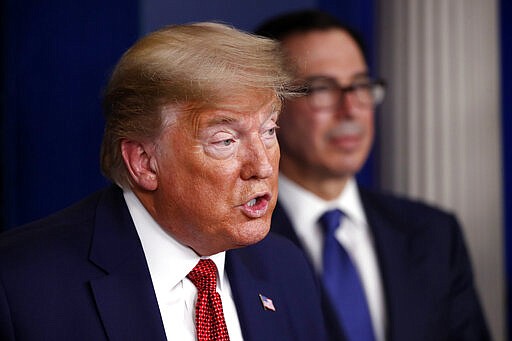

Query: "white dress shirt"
<box><xmin>123</xmin><ymin>190</ymin><xmax>244</xmax><ymax>341</ymax></box>
<box><xmin>278</xmin><ymin>175</ymin><xmax>386</xmax><ymax>341</ymax></box>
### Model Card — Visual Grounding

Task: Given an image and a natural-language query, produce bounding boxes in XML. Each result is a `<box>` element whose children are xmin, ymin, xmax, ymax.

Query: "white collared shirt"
<box><xmin>278</xmin><ymin>175</ymin><xmax>386</xmax><ymax>341</ymax></box>
<box><xmin>123</xmin><ymin>190</ymin><xmax>244</xmax><ymax>341</ymax></box>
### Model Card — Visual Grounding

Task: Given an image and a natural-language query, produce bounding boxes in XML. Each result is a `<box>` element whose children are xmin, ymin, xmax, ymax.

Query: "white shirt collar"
<box><xmin>122</xmin><ymin>189</ymin><xmax>227</xmax><ymax>291</ymax></box>
<box><xmin>277</xmin><ymin>175</ymin><xmax>385</xmax><ymax>341</ymax></box>
<box><xmin>339</xmin><ymin>178</ymin><xmax>368</xmax><ymax>226</ymax></box>
<box><xmin>278</xmin><ymin>174</ymin><xmax>367</xmax><ymax>228</ymax></box>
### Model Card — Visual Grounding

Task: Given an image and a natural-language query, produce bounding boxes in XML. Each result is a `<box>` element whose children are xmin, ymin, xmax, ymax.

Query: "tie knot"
<box><xmin>319</xmin><ymin>209</ymin><xmax>344</xmax><ymax>235</ymax></box>
<box><xmin>187</xmin><ymin>259</ymin><xmax>218</xmax><ymax>293</ymax></box>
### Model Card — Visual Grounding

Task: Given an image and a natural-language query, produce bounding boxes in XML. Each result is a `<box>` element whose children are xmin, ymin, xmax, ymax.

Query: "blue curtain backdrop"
<box><xmin>0</xmin><ymin>0</ymin><xmax>512</xmax><ymax>340</ymax></box>
<box><xmin>1</xmin><ymin>0</ymin><xmax>377</xmax><ymax>229</ymax></box>
<box><xmin>2</xmin><ymin>1</ymin><xmax>510</xmax><ymax>338</ymax></box>
<box><xmin>1</xmin><ymin>0</ymin><xmax>138</xmax><ymax>228</ymax></box>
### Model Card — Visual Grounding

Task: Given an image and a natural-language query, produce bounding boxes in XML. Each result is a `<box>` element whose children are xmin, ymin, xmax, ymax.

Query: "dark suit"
<box><xmin>271</xmin><ymin>186</ymin><xmax>490</xmax><ymax>341</ymax></box>
<box><xmin>0</xmin><ymin>185</ymin><xmax>328</xmax><ymax>341</ymax></box>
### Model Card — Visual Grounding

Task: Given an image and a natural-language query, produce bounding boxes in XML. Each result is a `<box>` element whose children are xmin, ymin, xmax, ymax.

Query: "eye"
<box><xmin>352</xmin><ymin>81</ymin><xmax>372</xmax><ymax>90</ymax></box>
<box><xmin>203</xmin><ymin>132</ymin><xmax>238</xmax><ymax>160</ymax></box>
<box><xmin>212</xmin><ymin>135</ymin><xmax>237</xmax><ymax>148</ymax></box>
<box><xmin>219</xmin><ymin>138</ymin><xmax>235</xmax><ymax>146</ymax></box>
<box><xmin>309</xmin><ymin>84</ymin><xmax>336</xmax><ymax>95</ymax></box>
<box><xmin>305</xmin><ymin>76</ymin><xmax>339</xmax><ymax>94</ymax></box>
<box><xmin>262</xmin><ymin>122</ymin><xmax>279</xmax><ymax>137</ymax></box>
<box><xmin>207</xmin><ymin>130</ymin><xmax>238</xmax><ymax>150</ymax></box>
<box><xmin>261</xmin><ymin>121</ymin><xmax>279</xmax><ymax>148</ymax></box>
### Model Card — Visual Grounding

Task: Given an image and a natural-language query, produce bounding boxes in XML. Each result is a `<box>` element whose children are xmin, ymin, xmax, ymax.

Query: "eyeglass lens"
<box><xmin>305</xmin><ymin>76</ymin><xmax>385</xmax><ymax>110</ymax></box>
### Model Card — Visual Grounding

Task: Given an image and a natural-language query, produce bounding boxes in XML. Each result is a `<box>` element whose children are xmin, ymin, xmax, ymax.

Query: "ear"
<box><xmin>121</xmin><ymin>139</ymin><xmax>158</xmax><ymax>191</ymax></box>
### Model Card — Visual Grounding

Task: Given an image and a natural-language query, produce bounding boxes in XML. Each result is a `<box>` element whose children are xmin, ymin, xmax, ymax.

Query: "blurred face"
<box><xmin>279</xmin><ymin>29</ymin><xmax>374</xmax><ymax>196</ymax></box>
<box><xmin>148</xmin><ymin>93</ymin><xmax>280</xmax><ymax>256</ymax></box>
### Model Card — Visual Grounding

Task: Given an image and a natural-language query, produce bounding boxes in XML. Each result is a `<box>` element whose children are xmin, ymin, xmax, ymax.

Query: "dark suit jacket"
<box><xmin>0</xmin><ymin>185</ymin><xmax>328</xmax><ymax>341</ymax></box>
<box><xmin>271</xmin><ymin>186</ymin><xmax>490</xmax><ymax>341</ymax></box>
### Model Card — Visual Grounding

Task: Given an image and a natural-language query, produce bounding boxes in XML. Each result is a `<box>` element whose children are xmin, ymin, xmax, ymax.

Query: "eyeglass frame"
<box><xmin>297</xmin><ymin>75</ymin><xmax>386</xmax><ymax>110</ymax></box>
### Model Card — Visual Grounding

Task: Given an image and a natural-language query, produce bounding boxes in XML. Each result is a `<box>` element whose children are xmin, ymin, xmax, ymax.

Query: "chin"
<box><xmin>334</xmin><ymin>157</ymin><xmax>367</xmax><ymax>174</ymax></box>
<box><xmin>234</xmin><ymin>220</ymin><xmax>271</xmax><ymax>248</ymax></box>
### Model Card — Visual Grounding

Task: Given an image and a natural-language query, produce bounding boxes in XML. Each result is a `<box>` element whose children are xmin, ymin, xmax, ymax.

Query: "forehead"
<box><xmin>174</xmin><ymin>92</ymin><xmax>280</xmax><ymax>130</ymax></box>
<box><xmin>282</xmin><ymin>29</ymin><xmax>367</xmax><ymax>83</ymax></box>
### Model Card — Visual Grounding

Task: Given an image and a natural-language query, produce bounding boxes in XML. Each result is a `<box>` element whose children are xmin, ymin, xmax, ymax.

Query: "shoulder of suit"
<box><xmin>359</xmin><ymin>186</ymin><xmax>455</xmax><ymax>217</ymax></box>
<box><xmin>358</xmin><ymin>186</ymin><xmax>463</xmax><ymax>240</ymax></box>
<box><xmin>230</xmin><ymin>232</ymin><xmax>311</xmax><ymax>270</ymax></box>
<box><xmin>0</xmin><ymin>186</ymin><xmax>113</xmax><ymax>255</ymax></box>
<box><xmin>237</xmin><ymin>232</ymin><xmax>304</xmax><ymax>256</ymax></box>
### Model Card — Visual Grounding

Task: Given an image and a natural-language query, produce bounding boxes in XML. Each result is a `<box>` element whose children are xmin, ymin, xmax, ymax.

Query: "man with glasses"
<box><xmin>256</xmin><ymin>9</ymin><xmax>489</xmax><ymax>341</ymax></box>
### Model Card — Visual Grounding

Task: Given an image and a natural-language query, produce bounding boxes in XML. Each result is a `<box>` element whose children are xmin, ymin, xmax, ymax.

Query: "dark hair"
<box><xmin>254</xmin><ymin>9</ymin><xmax>367</xmax><ymax>63</ymax></box>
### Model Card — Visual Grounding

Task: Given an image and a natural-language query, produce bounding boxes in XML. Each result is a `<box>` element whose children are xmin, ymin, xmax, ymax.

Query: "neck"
<box><xmin>280</xmin><ymin>166</ymin><xmax>349</xmax><ymax>201</ymax></box>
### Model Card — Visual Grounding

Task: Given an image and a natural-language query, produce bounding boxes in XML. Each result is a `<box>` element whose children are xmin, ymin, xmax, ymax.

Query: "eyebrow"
<box><xmin>205</xmin><ymin>115</ymin><xmax>238</xmax><ymax>127</ymax></box>
<box><xmin>306</xmin><ymin>72</ymin><xmax>370</xmax><ymax>83</ymax></box>
<box><xmin>203</xmin><ymin>102</ymin><xmax>280</xmax><ymax>127</ymax></box>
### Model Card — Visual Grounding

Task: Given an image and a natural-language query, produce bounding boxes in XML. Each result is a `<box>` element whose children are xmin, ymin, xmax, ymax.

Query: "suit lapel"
<box><xmin>88</xmin><ymin>186</ymin><xmax>166</xmax><ymax>341</ymax></box>
<box><xmin>273</xmin><ymin>189</ymin><xmax>432</xmax><ymax>341</ymax></box>
<box><xmin>225</xmin><ymin>248</ymin><xmax>292</xmax><ymax>341</ymax></box>
<box><xmin>271</xmin><ymin>202</ymin><xmax>346</xmax><ymax>341</ymax></box>
<box><xmin>271</xmin><ymin>202</ymin><xmax>303</xmax><ymax>248</ymax></box>
<box><xmin>360</xmin><ymin>189</ymin><xmax>428</xmax><ymax>341</ymax></box>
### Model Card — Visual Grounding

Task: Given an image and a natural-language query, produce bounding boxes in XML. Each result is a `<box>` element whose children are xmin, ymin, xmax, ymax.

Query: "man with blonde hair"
<box><xmin>0</xmin><ymin>22</ymin><xmax>328</xmax><ymax>340</ymax></box>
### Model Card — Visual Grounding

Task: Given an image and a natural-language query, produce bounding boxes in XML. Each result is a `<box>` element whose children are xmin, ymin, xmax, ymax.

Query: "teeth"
<box><xmin>247</xmin><ymin>199</ymin><xmax>257</xmax><ymax>207</ymax></box>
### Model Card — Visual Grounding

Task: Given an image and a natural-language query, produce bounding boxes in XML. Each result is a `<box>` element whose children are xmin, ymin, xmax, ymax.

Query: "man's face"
<box><xmin>279</xmin><ymin>29</ymin><xmax>374</xmax><ymax>185</ymax></box>
<box><xmin>149</xmin><ymin>93</ymin><xmax>280</xmax><ymax>256</ymax></box>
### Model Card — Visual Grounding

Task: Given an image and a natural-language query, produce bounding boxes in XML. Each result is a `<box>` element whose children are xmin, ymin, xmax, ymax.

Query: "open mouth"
<box><xmin>241</xmin><ymin>193</ymin><xmax>272</xmax><ymax>218</ymax></box>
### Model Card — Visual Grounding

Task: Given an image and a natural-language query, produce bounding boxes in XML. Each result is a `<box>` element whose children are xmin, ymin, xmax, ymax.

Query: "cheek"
<box><xmin>268</xmin><ymin>140</ymin><xmax>280</xmax><ymax>163</ymax></box>
<box><xmin>361</xmin><ymin>111</ymin><xmax>375</xmax><ymax>141</ymax></box>
<box><xmin>269</xmin><ymin>146</ymin><xmax>280</xmax><ymax>182</ymax></box>
<box><xmin>280</xmin><ymin>107</ymin><xmax>318</xmax><ymax>146</ymax></box>
<box><xmin>169</xmin><ymin>168</ymin><xmax>233</xmax><ymax>226</ymax></box>
<box><xmin>195</xmin><ymin>159</ymin><xmax>241</xmax><ymax>199</ymax></box>
<box><xmin>216</xmin><ymin>160</ymin><xmax>241</xmax><ymax>179</ymax></box>
<box><xmin>158</xmin><ymin>147</ymin><xmax>232</xmax><ymax>205</ymax></box>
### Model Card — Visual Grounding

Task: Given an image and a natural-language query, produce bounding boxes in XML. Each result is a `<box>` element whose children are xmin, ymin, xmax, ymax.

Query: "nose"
<box><xmin>334</xmin><ymin>91</ymin><xmax>357</xmax><ymax>119</ymax></box>
<box><xmin>240</xmin><ymin>135</ymin><xmax>275</xmax><ymax>180</ymax></box>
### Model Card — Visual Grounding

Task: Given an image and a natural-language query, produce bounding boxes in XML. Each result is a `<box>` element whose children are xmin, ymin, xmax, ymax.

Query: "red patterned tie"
<box><xmin>187</xmin><ymin>259</ymin><xmax>230</xmax><ymax>341</ymax></box>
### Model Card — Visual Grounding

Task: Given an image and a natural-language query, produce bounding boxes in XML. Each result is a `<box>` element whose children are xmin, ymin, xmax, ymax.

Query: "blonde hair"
<box><xmin>100</xmin><ymin>22</ymin><xmax>294</xmax><ymax>187</ymax></box>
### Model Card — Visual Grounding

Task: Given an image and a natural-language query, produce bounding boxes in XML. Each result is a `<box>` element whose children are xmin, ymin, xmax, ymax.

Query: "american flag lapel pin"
<box><xmin>259</xmin><ymin>293</ymin><xmax>276</xmax><ymax>312</ymax></box>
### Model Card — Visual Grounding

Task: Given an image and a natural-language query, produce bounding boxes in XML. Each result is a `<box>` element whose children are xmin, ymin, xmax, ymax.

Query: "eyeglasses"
<box><xmin>301</xmin><ymin>76</ymin><xmax>386</xmax><ymax>110</ymax></box>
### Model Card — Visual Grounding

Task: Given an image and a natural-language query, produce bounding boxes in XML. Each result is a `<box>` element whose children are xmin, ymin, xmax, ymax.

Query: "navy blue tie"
<box><xmin>320</xmin><ymin>209</ymin><xmax>376</xmax><ymax>341</ymax></box>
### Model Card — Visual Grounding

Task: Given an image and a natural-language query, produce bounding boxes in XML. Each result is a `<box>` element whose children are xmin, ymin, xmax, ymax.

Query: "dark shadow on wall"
<box><xmin>501</xmin><ymin>0</ymin><xmax>512</xmax><ymax>338</ymax></box>
<box><xmin>1</xmin><ymin>0</ymin><xmax>382</xmax><ymax>230</ymax></box>
<box><xmin>1</xmin><ymin>0</ymin><xmax>7</xmax><ymax>229</ymax></box>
